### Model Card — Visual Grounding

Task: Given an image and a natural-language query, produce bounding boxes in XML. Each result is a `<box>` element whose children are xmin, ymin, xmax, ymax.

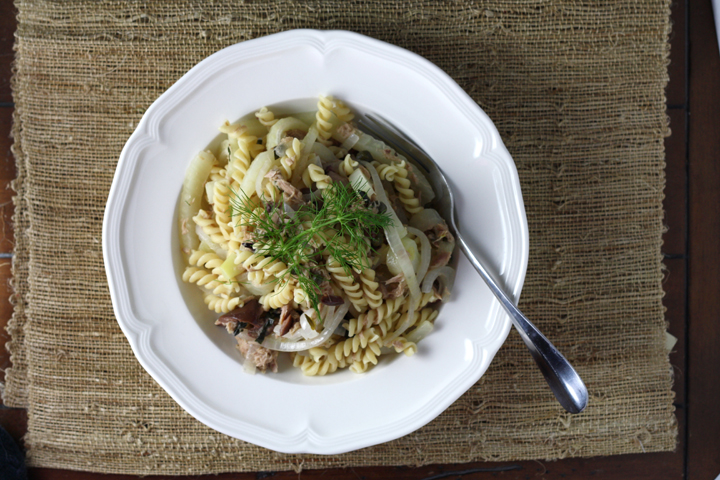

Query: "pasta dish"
<box><xmin>178</xmin><ymin>96</ymin><xmax>456</xmax><ymax>375</ymax></box>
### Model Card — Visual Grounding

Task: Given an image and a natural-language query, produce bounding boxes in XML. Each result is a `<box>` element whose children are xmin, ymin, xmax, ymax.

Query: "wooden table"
<box><xmin>1</xmin><ymin>1</ymin><xmax>718</xmax><ymax>478</ymax></box>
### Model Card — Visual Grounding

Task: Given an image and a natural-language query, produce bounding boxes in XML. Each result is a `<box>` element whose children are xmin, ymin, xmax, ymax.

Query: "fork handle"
<box><xmin>456</xmin><ymin>234</ymin><xmax>589</xmax><ymax>414</ymax></box>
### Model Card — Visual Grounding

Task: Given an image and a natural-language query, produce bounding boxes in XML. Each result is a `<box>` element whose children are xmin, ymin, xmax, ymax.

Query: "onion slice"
<box><xmin>238</xmin><ymin>301</ymin><xmax>349</xmax><ymax>352</ymax></box>
<box><xmin>406</xmin><ymin>226</ymin><xmax>431</xmax><ymax>283</ymax></box>
<box><xmin>421</xmin><ymin>266</ymin><xmax>456</xmax><ymax>300</ymax></box>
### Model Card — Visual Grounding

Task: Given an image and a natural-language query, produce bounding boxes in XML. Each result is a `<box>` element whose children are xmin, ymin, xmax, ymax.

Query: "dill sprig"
<box><xmin>228</xmin><ymin>181</ymin><xmax>392</xmax><ymax>323</ymax></box>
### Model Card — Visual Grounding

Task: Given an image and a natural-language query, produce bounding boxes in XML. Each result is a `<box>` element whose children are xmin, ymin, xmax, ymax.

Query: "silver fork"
<box><xmin>357</xmin><ymin>114</ymin><xmax>588</xmax><ymax>414</ymax></box>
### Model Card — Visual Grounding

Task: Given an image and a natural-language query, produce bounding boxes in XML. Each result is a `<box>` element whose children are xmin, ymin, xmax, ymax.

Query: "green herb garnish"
<box><xmin>229</xmin><ymin>181</ymin><xmax>392</xmax><ymax>320</ymax></box>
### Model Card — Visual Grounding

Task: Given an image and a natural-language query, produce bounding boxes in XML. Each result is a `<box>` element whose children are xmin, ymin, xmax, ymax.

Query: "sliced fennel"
<box><xmin>310</xmin><ymin>141</ymin><xmax>336</xmax><ymax>164</ymax></box>
<box><xmin>362</xmin><ymin>161</ymin><xmax>407</xmax><ymax>237</ymax></box>
<box><xmin>266</xmin><ymin>116</ymin><xmax>309</xmax><ymax>149</ymax></box>
<box><xmin>349</xmin><ymin>168</ymin><xmax>375</xmax><ymax>197</ymax></box>
<box><xmin>220</xmin><ymin>251</ymin><xmax>242</xmax><ymax>280</ymax></box>
<box><xmin>239</xmin><ymin>150</ymin><xmax>273</xmax><ymax>198</ymax></box>
<box><xmin>406</xmin><ymin>320</ymin><xmax>434</xmax><ymax>344</ymax></box>
<box><xmin>179</xmin><ymin>150</ymin><xmax>215</xmax><ymax>254</ymax></box>
<box><xmin>205</xmin><ymin>180</ymin><xmax>216</xmax><ymax>204</ymax></box>
<box><xmin>386</xmin><ymin>236</ymin><xmax>420</xmax><ymax>277</ymax></box>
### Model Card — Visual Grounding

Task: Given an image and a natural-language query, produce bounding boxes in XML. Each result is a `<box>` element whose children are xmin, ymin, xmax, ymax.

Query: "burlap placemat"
<box><xmin>3</xmin><ymin>0</ymin><xmax>676</xmax><ymax>474</ymax></box>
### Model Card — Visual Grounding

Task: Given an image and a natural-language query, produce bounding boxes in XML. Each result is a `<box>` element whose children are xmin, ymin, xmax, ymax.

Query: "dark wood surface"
<box><xmin>1</xmin><ymin>1</ymin><xmax>718</xmax><ymax>478</ymax></box>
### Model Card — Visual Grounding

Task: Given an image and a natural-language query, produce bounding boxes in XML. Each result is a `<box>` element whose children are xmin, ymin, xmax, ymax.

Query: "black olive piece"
<box><xmin>356</xmin><ymin>151</ymin><xmax>373</xmax><ymax>163</ymax></box>
<box><xmin>242</xmin><ymin>241</ymin><xmax>255</xmax><ymax>252</ymax></box>
<box><xmin>257</xmin><ymin>139</ymin><xmax>263</xmax><ymax>144</ymax></box>
<box><xmin>321</xmin><ymin>294</ymin><xmax>345</xmax><ymax>306</ymax></box>
<box><xmin>376</xmin><ymin>202</ymin><xmax>387</xmax><ymax>214</ymax></box>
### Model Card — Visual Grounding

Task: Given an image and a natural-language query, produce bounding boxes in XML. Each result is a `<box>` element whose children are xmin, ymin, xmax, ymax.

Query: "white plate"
<box><xmin>103</xmin><ymin>29</ymin><xmax>529</xmax><ymax>454</ymax></box>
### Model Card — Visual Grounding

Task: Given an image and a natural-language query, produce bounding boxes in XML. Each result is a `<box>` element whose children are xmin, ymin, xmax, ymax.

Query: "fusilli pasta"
<box><xmin>179</xmin><ymin>96</ymin><xmax>455</xmax><ymax>376</ymax></box>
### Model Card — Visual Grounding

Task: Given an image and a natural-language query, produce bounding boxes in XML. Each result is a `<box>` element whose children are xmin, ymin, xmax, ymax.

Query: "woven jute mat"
<box><xmin>4</xmin><ymin>0</ymin><xmax>676</xmax><ymax>474</ymax></box>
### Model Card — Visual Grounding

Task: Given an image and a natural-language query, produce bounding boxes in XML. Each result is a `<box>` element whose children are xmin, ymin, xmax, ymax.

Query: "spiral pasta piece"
<box><xmin>390</xmin><ymin>337</ymin><xmax>418</xmax><ymax>356</ymax></box>
<box><xmin>358</xmin><ymin>268</ymin><xmax>383</xmax><ymax>309</ymax></box>
<box><xmin>259</xmin><ymin>281</ymin><xmax>295</xmax><ymax>310</ymax></box>
<box><xmin>228</xmin><ymin>135</ymin><xmax>260</xmax><ymax>186</ymax></box>
<box><xmin>255</xmin><ymin>106</ymin><xmax>278</xmax><ymax>129</ymax></box>
<box><xmin>193</xmin><ymin>210</ymin><xmax>228</xmax><ymax>249</ymax></box>
<box><xmin>345</xmin><ymin>298</ymin><xmax>404</xmax><ymax>336</ymax></box>
<box><xmin>182</xmin><ymin>266</ymin><xmax>223</xmax><ymax>290</ymax></box>
<box><xmin>327</xmin><ymin>331</ymin><xmax>383</xmax><ymax>373</ymax></box>
<box><xmin>413</xmin><ymin>291</ymin><xmax>442</xmax><ymax>310</ymax></box>
<box><xmin>279</xmin><ymin>138</ymin><xmax>303</xmax><ymax>179</ymax></box>
<box><xmin>259</xmin><ymin>257</ymin><xmax>290</xmax><ymax>280</ymax></box>
<box><xmin>188</xmin><ymin>249</ymin><xmax>224</xmax><ymax>274</ymax></box>
<box><xmin>393</xmin><ymin>163</ymin><xmax>423</xmax><ymax>214</ymax></box>
<box><xmin>330</xmin><ymin>97</ymin><xmax>354</xmax><ymax>123</ymax></box>
<box><xmin>260</xmin><ymin>180</ymin><xmax>280</xmax><ymax>203</ymax></box>
<box><xmin>349</xmin><ymin>360</ymin><xmax>370</xmax><ymax>374</ymax></box>
<box><xmin>417</xmin><ymin>307</ymin><xmax>439</xmax><ymax>325</ymax></box>
<box><xmin>218</xmin><ymin>120</ymin><xmax>247</xmax><ymax>139</ymax></box>
<box><xmin>372</xmin><ymin>160</ymin><xmax>403</xmax><ymax>182</ymax></box>
<box><xmin>213</xmin><ymin>180</ymin><xmax>234</xmax><ymax>239</ymax></box>
<box><xmin>209</xmin><ymin>165</ymin><xmax>226</xmax><ymax>182</ymax></box>
<box><xmin>341</xmin><ymin>154</ymin><xmax>358</xmax><ymax>177</ymax></box>
<box><xmin>235</xmin><ymin>250</ymin><xmax>289</xmax><ymax>284</ymax></box>
<box><xmin>293</xmin><ymin>286</ymin><xmax>309</xmax><ymax>305</ymax></box>
<box><xmin>371</xmin><ymin>312</ymin><xmax>401</xmax><ymax>337</ymax></box>
<box><xmin>331</xmin><ymin>327</ymin><xmax>382</xmax><ymax>359</ymax></box>
<box><xmin>292</xmin><ymin>351</ymin><xmax>340</xmax><ymax>376</ymax></box>
<box><xmin>315</xmin><ymin>95</ymin><xmax>335</xmax><ymax>142</ymax></box>
<box><xmin>303</xmin><ymin>163</ymin><xmax>332</xmax><ymax>190</ymax></box>
<box><xmin>327</xmin><ymin>257</ymin><xmax>367</xmax><ymax>311</ymax></box>
<box><xmin>204</xmin><ymin>293</ymin><xmax>243</xmax><ymax>314</ymax></box>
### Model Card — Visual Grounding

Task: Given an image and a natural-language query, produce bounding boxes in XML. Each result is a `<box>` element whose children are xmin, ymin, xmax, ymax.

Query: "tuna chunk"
<box><xmin>265</xmin><ymin>168</ymin><xmax>304</xmax><ymax>208</ymax></box>
<box><xmin>235</xmin><ymin>337</ymin><xmax>278</xmax><ymax>373</ymax></box>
